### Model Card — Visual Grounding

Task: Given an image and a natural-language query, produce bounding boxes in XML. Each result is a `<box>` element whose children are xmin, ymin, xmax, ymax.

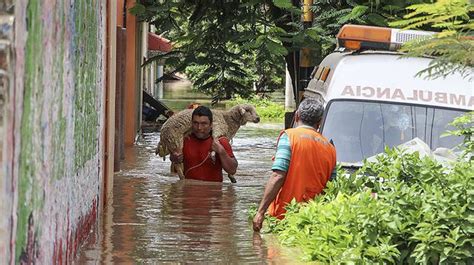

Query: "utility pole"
<box><xmin>298</xmin><ymin>0</ymin><xmax>315</xmax><ymax>107</ymax></box>
<box><xmin>285</xmin><ymin>0</ymin><xmax>315</xmax><ymax>128</ymax></box>
<box><xmin>285</xmin><ymin>0</ymin><xmax>316</xmax><ymax>128</ymax></box>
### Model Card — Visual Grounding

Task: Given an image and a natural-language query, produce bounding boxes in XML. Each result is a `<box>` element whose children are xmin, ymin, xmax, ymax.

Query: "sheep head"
<box><xmin>235</xmin><ymin>104</ymin><xmax>260</xmax><ymax>125</ymax></box>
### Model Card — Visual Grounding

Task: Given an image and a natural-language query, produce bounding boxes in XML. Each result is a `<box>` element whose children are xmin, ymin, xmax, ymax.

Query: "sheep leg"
<box><xmin>173</xmin><ymin>162</ymin><xmax>185</xmax><ymax>179</ymax></box>
<box><xmin>227</xmin><ymin>174</ymin><xmax>237</xmax><ymax>183</ymax></box>
<box><xmin>155</xmin><ymin>142</ymin><xmax>161</xmax><ymax>155</ymax></box>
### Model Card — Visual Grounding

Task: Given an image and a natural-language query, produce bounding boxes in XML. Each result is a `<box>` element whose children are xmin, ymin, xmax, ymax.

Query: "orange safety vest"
<box><xmin>268</xmin><ymin>127</ymin><xmax>336</xmax><ymax>219</ymax></box>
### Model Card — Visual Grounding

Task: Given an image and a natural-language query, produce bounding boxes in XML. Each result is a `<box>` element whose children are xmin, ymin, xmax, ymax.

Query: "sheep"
<box><xmin>156</xmin><ymin>104</ymin><xmax>260</xmax><ymax>181</ymax></box>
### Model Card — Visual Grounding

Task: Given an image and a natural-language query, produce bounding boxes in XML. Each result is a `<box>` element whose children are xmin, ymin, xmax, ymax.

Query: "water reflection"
<box><xmin>76</xmin><ymin>123</ymin><xmax>301</xmax><ymax>263</ymax></box>
<box><xmin>149</xmin><ymin>181</ymin><xmax>238</xmax><ymax>262</ymax></box>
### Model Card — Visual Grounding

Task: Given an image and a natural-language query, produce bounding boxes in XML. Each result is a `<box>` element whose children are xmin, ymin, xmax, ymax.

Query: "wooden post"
<box><xmin>115</xmin><ymin>27</ymin><xmax>127</xmax><ymax>168</ymax></box>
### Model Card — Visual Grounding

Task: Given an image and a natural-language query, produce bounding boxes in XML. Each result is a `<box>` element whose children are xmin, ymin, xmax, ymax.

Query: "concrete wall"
<box><xmin>0</xmin><ymin>1</ymin><xmax>14</xmax><ymax>261</ymax></box>
<box><xmin>1</xmin><ymin>0</ymin><xmax>107</xmax><ymax>263</ymax></box>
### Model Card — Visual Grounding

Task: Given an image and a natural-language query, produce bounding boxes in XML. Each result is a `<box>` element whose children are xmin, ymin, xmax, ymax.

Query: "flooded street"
<box><xmin>76</xmin><ymin>123</ymin><xmax>298</xmax><ymax>263</ymax></box>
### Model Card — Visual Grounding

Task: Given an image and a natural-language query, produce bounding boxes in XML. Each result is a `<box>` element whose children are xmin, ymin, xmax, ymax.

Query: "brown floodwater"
<box><xmin>76</xmin><ymin>123</ymin><xmax>302</xmax><ymax>264</ymax></box>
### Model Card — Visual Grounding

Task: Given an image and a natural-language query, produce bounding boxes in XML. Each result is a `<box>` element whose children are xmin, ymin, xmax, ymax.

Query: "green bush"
<box><xmin>252</xmin><ymin>113</ymin><xmax>474</xmax><ymax>264</ymax></box>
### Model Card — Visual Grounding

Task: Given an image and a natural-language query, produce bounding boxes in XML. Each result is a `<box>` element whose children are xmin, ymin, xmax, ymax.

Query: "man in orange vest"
<box><xmin>253</xmin><ymin>97</ymin><xmax>336</xmax><ymax>232</ymax></box>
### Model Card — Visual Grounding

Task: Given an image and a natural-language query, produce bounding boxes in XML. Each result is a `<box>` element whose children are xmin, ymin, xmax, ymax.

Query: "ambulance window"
<box><xmin>430</xmin><ymin>109</ymin><xmax>467</xmax><ymax>148</ymax></box>
<box><xmin>321</xmin><ymin>100</ymin><xmax>466</xmax><ymax>163</ymax></box>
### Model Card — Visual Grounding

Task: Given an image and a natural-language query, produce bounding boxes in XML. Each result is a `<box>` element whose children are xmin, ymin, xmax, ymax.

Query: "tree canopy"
<box><xmin>132</xmin><ymin>0</ymin><xmax>445</xmax><ymax>102</ymax></box>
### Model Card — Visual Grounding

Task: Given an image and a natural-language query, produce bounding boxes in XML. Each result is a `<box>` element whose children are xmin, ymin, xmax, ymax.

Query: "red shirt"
<box><xmin>183</xmin><ymin>134</ymin><xmax>235</xmax><ymax>182</ymax></box>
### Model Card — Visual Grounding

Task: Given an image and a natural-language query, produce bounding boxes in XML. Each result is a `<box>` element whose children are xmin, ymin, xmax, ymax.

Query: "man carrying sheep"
<box><xmin>252</xmin><ymin>98</ymin><xmax>336</xmax><ymax>232</ymax></box>
<box><xmin>170</xmin><ymin>106</ymin><xmax>238</xmax><ymax>182</ymax></box>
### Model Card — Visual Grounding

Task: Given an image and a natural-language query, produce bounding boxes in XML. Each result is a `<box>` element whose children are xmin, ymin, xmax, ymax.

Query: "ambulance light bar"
<box><xmin>336</xmin><ymin>24</ymin><xmax>434</xmax><ymax>51</ymax></box>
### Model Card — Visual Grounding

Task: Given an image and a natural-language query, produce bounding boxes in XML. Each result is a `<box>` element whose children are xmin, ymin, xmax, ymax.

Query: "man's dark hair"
<box><xmin>297</xmin><ymin>97</ymin><xmax>325</xmax><ymax>126</ymax></box>
<box><xmin>192</xmin><ymin>105</ymin><xmax>213</xmax><ymax>123</ymax></box>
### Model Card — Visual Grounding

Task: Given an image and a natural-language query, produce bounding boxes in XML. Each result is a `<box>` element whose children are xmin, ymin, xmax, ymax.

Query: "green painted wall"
<box><xmin>12</xmin><ymin>0</ymin><xmax>106</xmax><ymax>263</ymax></box>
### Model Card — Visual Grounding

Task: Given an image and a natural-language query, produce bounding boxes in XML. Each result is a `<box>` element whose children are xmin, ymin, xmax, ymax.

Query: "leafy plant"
<box><xmin>390</xmin><ymin>0</ymin><xmax>474</xmax><ymax>79</ymax></box>
<box><xmin>442</xmin><ymin>111</ymin><xmax>474</xmax><ymax>161</ymax></box>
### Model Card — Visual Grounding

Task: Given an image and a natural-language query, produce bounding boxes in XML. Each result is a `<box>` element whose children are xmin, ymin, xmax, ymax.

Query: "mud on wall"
<box><xmin>1</xmin><ymin>0</ymin><xmax>106</xmax><ymax>263</ymax></box>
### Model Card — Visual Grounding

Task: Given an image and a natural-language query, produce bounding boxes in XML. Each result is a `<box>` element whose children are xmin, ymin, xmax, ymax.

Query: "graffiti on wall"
<box><xmin>11</xmin><ymin>0</ymin><xmax>106</xmax><ymax>263</ymax></box>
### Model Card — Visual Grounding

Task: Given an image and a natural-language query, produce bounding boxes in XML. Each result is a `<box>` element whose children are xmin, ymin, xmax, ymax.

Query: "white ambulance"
<box><xmin>304</xmin><ymin>25</ymin><xmax>473</xmax><ymax>167</ymax></box>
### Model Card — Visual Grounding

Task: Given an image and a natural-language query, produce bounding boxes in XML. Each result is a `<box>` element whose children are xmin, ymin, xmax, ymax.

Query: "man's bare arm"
<box><xmin>253</xmin><ymin>170</ymin><xmax>287</xmax><ymax>232</ymax></box>
<box><xmin>212</xmin><ymin>139</ymin><xmax>238</xmax><ymax>175</ymax></box>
